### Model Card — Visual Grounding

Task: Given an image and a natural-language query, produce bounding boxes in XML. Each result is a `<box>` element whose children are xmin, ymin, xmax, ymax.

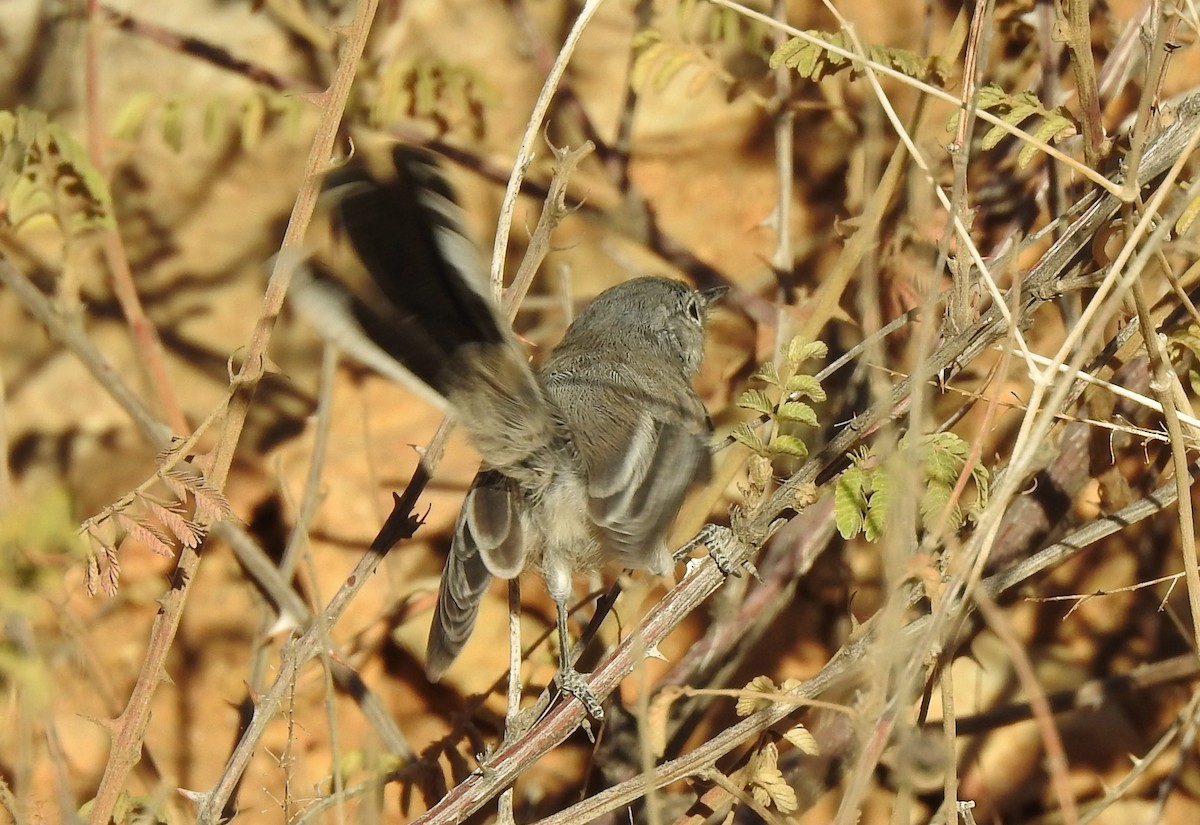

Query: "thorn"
<box><xmin>260</xmin><ymin>353</ymin><xmax>284</xmax><ymax>375</ymax></box>
<box><xmin>177</xmin><ymin>787</ymin><xmax>209</xmax><ymax>805</ymax></box>
<box><xmin>268</xmin><ymin>611</ymin><xmax>300</xmax><ymax>636</ymax></box>
<box><xmin>644</xmin><ymin>645</ymin><xmax>670</xmax><ymax>662</ymax></box>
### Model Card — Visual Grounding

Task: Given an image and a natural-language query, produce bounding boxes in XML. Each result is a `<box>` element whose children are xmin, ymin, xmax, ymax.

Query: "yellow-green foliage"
<box><xmin>770</xmin><ymin>31</ymin><xmax>950</xmax><ymax>85</ymax></box>
<box><xmin>110</xmin><ymin>89</ymin><xmax>305</xmax><ymax>151</ymax></box>
<box><xmin>946</xmin><ymin>84</ymin><xmax>1079</xmax><ymax>169</ymax></box>
<box><xmin>0</xmin><ymin>486</ymin><xmax>89</xmax><ymax>709</ymax></box>
<box><xmin>78</xmin><ymin>791</ymin><xmax>170</xmax><ymax>825</ymax></box>
<box><xmin>630</xmin><ymin>2</ymin><xmax>773</xmax><ymax>97</ymax></box>
<box><xmin>358</xmin><ymin>56</ymin><xmax>497</xmax><ymax>137</ymax></box>
<box><xmin>834</xmin><ymin>432</ymin><xmax>990</xmax><ymax>541</ymax></box>
<box><xmin>732</xmin><ymin>336</ymin><xmax>827</xmax><ymax>461</ymax></box>
<box><xmin>0</xmin><ymin>107</ymin><xmax>114</xmax><ymax>234</ymax></box>
<box><xmin>1166</xmin><ymin>322</ymin><xmax>1200</xmax><ymax>397</ymax></box>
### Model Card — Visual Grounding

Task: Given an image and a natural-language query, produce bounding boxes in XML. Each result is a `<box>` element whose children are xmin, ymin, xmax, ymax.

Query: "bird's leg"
<box><xmin>554</xmin><ymin>599</ymin><xmax>605</xmax><ymax>720</ymax></box>
<box><xmin>674</xmin><ymin>523</ymin><xmax>743</xmax><ymax>576</ymax></box>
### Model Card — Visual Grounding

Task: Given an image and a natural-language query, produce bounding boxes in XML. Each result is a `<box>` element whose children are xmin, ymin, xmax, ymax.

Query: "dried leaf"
<box><xmin>783</xmin><ymin>724</ymin><xmax>820</xmax><ymax>755</ymax></box>
<box><xmin>192</xmin><ymin>487</ymin><xmax>233</xmax><ymax>524</ymax></box>
<box><xmin>791</xmin><ymin>482</ymin><xmax>819</xmax><ymax>510</ymax></box>
<box><xmin>736</xmin><ymin>675</ymin><xmax>776</xmax><ymax>716</ymax></box>
<box><xmin>85</xmin><ymin>552</ymin><xmax>101</xmax><ymax>597</ymax></box>
<box><xmin>86</xmin><ymin>542</ymin><xmax>121</xmax><ymax>597</ymax></box>
<box><xmin>748</xmin><ymin>454</ymin><xmax>773</xmax><ymax>489</ymax></box>
<box><xmin>101</xmin><ymin>546</ymin><xmax>120</xmax><ymax>596</ymax></box>
<box><xmin>647</xmin><ymin>686</ymin><xmax>683</xmax><ymax>757</ymax></box>
<box><xmin>159</xmin><ymin>471</ymin><xmax>190</xmax><ymax>503</ymax></box>
<box><xmin>164</xmin><ymin>465</ymin><xmax>233</xmax><ymax>523</ymax></box>
<box><xmin>748</xmin><ymin>741</ymin><xmax>799</xmax><ymax>813</ymax></box>
<box><xmin>117</xmin><ymin>513</ymin><xmax>175</xmax><ymax>558</ymax></box>
<box><xmin>142</xmin><ymin>498</ymin><xmax>202</xmax><ymax>548</ymax></box>
<box><xmin>753</xmin><ymin>764</ymin><xmax>798</xmax><ymax>813</ymax></box>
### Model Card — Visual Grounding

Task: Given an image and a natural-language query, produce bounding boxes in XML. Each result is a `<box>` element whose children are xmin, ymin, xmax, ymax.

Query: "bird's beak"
<box><xmin>700</xmin><ymin>285</ymin><xmax>730</xmax><ymax>308</ymax></box>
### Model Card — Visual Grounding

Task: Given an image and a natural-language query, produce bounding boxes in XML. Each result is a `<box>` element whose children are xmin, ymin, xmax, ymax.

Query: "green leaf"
<box><xmin>866</xmin><ymin>463</ymin><xmax>889</xmax><ymax>493</ymax></box>
<box><xmin>630</xmin><ymin>41</ymin><xmax>704</xmax><ymax>94</ymax></box>
<box><xmin>863</xmin><ymin>484</ymin><xmax>889</xmax><ymax>542</ymax></box>
<box><xmin>768</xmin><ymin>434</ymin><xmax>809</xmax><ymax>458</ymax></box>
<box><xmin>273</xmin><ymin>93</ymin><xmax>304</xmax><ymax>135</ymax></box>
<box><xmin>1175</xmin><ymin>190</ymin><xmax>1200</xmax><ymax>236</ymax></box>
<box><xmin>0</xmin><ymin>106</ymin><xmax>113</xmax><ymax>232</ymax></box>
<box><xmin>769</xmin><ymin>37</ymin><xmax>811</xmax><ymax>71</ymax></box>
<box><xmin>708</xmin><ymin>7</ymin><xmax>729</xmax><ymax>44</ymax></box>
<box><xmin>731</xmin><ymin>422</ymin><xmax>766</xmax><ymax>454</ymax></box>
<box><xmin>981</xmin><ymin>122</ymin><xmax>1008</xmax><ymax>152</ymax></box>
<box><xmin>776</xmin><ymin>401</ymin><xmax>818</xmax><ymax>427</ymax></box>
<box><xmin>921</xmin><ymin>483</ymin><xmax>961</xmax><ymax>533</ymax></box>
<box><xmin>921</xmin><ymin>432</ymin><xmax>968</xmax><ymax>484</ymax></box>
<box><xmin>203</xmin><ymin>96</ymin><xmax>229</xmax><ymax>144</ymax></box>
<box><xmin>974</xmin><ymin>83</ymin><xmax>1009</xmax><ymax>108</ymax></box>
<box><xmin>654</xmin><ymin>44</ymin><xmax>699</xmax><ymax>92</ymax></box>
<box><xmin>239</xmin><ymin>93</ymin><xmax>265</xmax><ymax>150</ymax></box>
<box><xmin>772</xmin><ymin>31</ymin><xmax>948</xmax><ymax>84</ymax></box>
<box><xmin>949</xmin><ymin>83</ymin><xmax>1079</xmax><ymax>168</ymax></box>
<box><xmin>786</xmin><ymin>337</ymin><xmax>828</xmax><ymax>368</ymax></box>
<box><xmin>413</xmin><ymin>60</ymin><xmax>437</xmax><ymax>117</ymax></box>
<box><xmin>738</xmin><ymin>389</ymin><xmax>775</xmax><ymax>416</ymax></box>
<box><xmin>971</xmin><ymin>461</ymin><xmax>990</xmax><ymax>510</ymax></box>
<box><xmin>834</xmin><ymin>467</ymin><xmax>866</xmax><ymax>539</ymax></box>
<box><xmin>750</xmin><ymin>361</ymin><xmax>781</xmax><ymax>386</ymax></box>
<box><xmin>1168</xmin><ymin>324</ymin><xmax>1200</xmax><ymax>358</ymax></box>
<box><xmin>161</xmin><ymin>97</ymin><xmax>185</xmax><ymax>152</ymax></box>
<box><xmin>930</xmin><ymin>431</ymin><xmax>969</xmax><ymax>457</ymax></box>
<box><xmin>1018</xmin><ymin>111</ymin><xmax>1077</xmax><ymax>168</ymax></box>
<box><xmin>6</xmin><ymin>173</ymin><xmax>53</xmax><ymax>226</ymax></box>
<box><xmin>785</xmin><ymin>373</ymin><xmax>827</xmax><ymax>401</ymax></box>
<box><xmin>631</xmin><ymin>28</ymin><xmax>663</xmax><ymax>49</ymax></box>
<box><xmin>110</xmin><ymin>92</ymin><xmax>157</xmax><ymax>141</ymax></box>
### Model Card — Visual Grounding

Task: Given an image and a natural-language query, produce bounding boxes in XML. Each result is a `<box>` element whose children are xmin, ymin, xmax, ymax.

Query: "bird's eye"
<box><xmin>688</xmin><ymin>298</ymin><xmax>704</xmax><ymax>324</ymax></box>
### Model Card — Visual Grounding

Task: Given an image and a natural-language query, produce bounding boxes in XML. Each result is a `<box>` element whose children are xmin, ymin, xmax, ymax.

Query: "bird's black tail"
<box><xmin>293</xmin><ymin>145</ymin><xmax>507</xmax><ymax>401</ymax></box>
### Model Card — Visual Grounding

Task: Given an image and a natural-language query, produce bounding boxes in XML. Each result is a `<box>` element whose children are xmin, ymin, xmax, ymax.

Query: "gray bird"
<box><xmin>290</xmin><ymin>145</ymin><xmax>722</xmax><ymax>717</ymax></box>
